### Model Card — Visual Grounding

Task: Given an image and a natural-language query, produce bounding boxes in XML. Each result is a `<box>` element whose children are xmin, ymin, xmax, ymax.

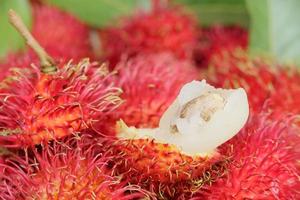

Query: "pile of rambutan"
<box><xmin>0</xmin><ymin>0</ymin><xmax>299</xmax><ymax>200</ymax></box>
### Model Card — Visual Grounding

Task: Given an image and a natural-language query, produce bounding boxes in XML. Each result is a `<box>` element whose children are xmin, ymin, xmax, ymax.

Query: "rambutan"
<box><xmin>193</xmin><ymin>114</ymin><xmax>300</xmax><ymax>199</ymax></box>
<box><xmin>265</xmin><ymin>69</ymin><xmax>300</xmax><ymax>118</ymax></box>
<box><xmin>202</xmin><ymin>50</ymin><xmax>300</xmax><ymax>116</ymax></box>
<box><xmin>30</xmin><ymin>4</ymin><xmax>93</xmax><ymax>61</ymax></box>
<box><xmin>194</xmin><ymin>25</ymin><xmax>248</xmax><ymax>67</ymax></box>
<box><xmin>99</xmin><ymin>53</ymin><xmax>198</xmax><ymax>135</ymax></box>
<box><xmin>106</xmin><ymin>80</ymin><xmax>249</xmax><ymax>198</ymax></box>
<box><xmin>0</xmin><ymin>137</ymin><xmax>147</xmax><ymax>200</ymax></box>
<box><xmin>0</xmin><ymin>51</ymin><xmax>37</xmax><ymax>82</ymax></box>
<box><xmin>100</xmin><ymin>2</ymin><xmax>198</xmax><ymax>67</ymax></box>
<box><xmin>0</xmin><ymin>60</ymin><xmax>121</xmax><ymax>147</ymax></box>
<box><xmin>0</xmin><ymin>10</ymin><xmax>122</xmax><ymax>148</ymax></box>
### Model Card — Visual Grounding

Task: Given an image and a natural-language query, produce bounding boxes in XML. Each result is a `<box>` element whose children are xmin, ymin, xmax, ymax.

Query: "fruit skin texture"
<box><xmin>30</xmin><ymin>4</ymin><xmax>93</xmax><ymax>61</ymax></box>
<box><xmin>100</xmin><ymin>53</ymin><xmax>199</xmax><ymax>135</ymax></box>
<box><xmin>0</xmin><ymin>138</ymin><xmax>145</xmax><ymax>200</ymax></box>
<box><xmin>193</xmin><ymin>114</ymin><xmax>300</xmax><ymax>200</ymax></box>
<box><xmin>112</xmin><ymin>138</ymin><xmax>221</xmax><ymax>182</ymax></box>
<box><xmin>194</xmin><ymin>25</ymin><xmax>248</xmax><ymax>68</ymax></box>
<box><xmin>0</xmin><ymin>59</ymin><xmax>122</xmax><ymax>148</ymax></box>
<box><xmin>106</xmin><ymin>136</ymin><xmax>223</xmax><ymax>199</ymax></box>
<box><xmin>266</xmin><ymin>68</ymin><xmax>300</xmax><ymax>118</ymax></box>
<box><xmin>203</xmin><ymin>50</ymin><xmax>300</xmax><ymax>116</ymax></box>
<box><xmin>100</xmin><ymin>6</ymin><xmax>198</xmax><ymax>67</ymax></box>
<box><xmin>0</xmin><ymin>52</ymin><xmax>37</xmax><ymax>82</ymax></box>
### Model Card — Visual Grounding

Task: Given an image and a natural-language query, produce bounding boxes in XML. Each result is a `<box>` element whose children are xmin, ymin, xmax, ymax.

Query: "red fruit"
<box><xmin>108</xmin><ymin>136</ymin><xmax>223</xmax><ymax>199</ymax></box>
<box><xmin>0</xmin><ymin>138</ymin><xmax>146</xmax><ymax>200</ymax></box>
<box><xmin>203</xmin><ymin>51</ymin><xmax>274</xmax><ymax>111</ymax></box>
<box><xmin>100</xmin><ymin>53</ymin><xmax>199</xmax><ymax>135</ymax></box>
<box><xmin>100</xmin><ymin>4</ymin><xmax>198</xmax><ymax>67</ymax></box>
<box><xmin>202</xmin><ymin>50</ymin><xmax>300</xmax><ymax>116</ymax></box>
<box><xmin>0</xmin><ymin>52</ymin><xmax>37</xmax><ymax>82</ymax></box>
<box><xmin>194</xmin><ymin>25</ymin><xmax>248</xmax><ymax>67</ymax></box>
<box><xmin>0</xmin><ymin>59</ymin><xmax>122</xmax><ymax>148</ymax></box>
<box><xmin>31</xmin><ymin>4</ymin><xmax>93</xmax><ymax>61</ymax></box>
<box><xmin>265</xmin><ymin>69</ymin><xmax>300</xmax><ymax>118</ymax></box>
<box><xmin>193</xmin><ymin>114</ymin><xmax>300</xmax><ymax>199</ymax></box>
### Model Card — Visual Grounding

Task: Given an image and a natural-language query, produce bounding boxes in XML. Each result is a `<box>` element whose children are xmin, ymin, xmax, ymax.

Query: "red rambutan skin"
<box><xmin>202</xmin><ymin>50</ymin><xmax>300</xmax><ymax>116</ymax></box>
<box><xmin>194</xmin><ymin>25</ymin><xmax>248</xmax><ymax>68</ymax></box>
<box><xmin>0</xmin><ymin>52</ymin><xmax>37</xmax><ymax>83</ymax></box>
<box><xmin>0</xmin><ymin>137</ymin><xmax>146</xmax><ymax>200</ymax></box>
<box><xmin>0</xmin><ymin>59</ymin><xmax>122</xmax><ymax>148</ymax></box>
<box><xmin>110</xmin><ymin>139</ymin><xmax>225</xmax><ymax>199</ymax></box>
<box><xmin>204</xmin><ymin>51</ymin><xmax>274</xmax><ymax>112</ymax></box>
<box><xmin>98</xmin><ymin>53</ymin><xmax>199</xmax><ymax>135</ymax></box>
<box><xmin>30</xmin><ymin>4</ymin><xmax>93</xmax><ymax>61</ymax></box>
<box><xmin>101</xmin><ymin>135</ymin><xmax>225</xmax><ymax>199</ymax></box>
<box><xmin>111</xmin><ymin>138</ymin><xmax>221</xmax><ymax>183</ymax></box>
<box><xmin>192</xmin><ymin>114</ymin><xmax>300</xmax><ymax>200</ymax></box>
<box><xmin>100</xmin><ymin>5</ymin><xmax>198</xmax><ymax>67</ymax></box>
<box><xmin>265</xmin><ymin>69</ymin><xmax>300</xmax><ymax>118</ymax></box>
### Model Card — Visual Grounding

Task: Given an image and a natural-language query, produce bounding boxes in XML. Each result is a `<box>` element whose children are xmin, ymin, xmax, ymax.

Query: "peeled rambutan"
<box><xmin>100</xmin><ymin>3</ymin><xmax>198</xmax><ymax>67</ymax></box>
<box><xmin>194</xmin><ymin>25</ymin><xmax>248</xmax><ymax>67</ymax></box>
<box><xmin>193</xmin><ymin>114</ymin><xmax>300</xmax><ymax>199</ymax></box>
<box><xmin>99</xmin><ymin>53</ymin><xmax>199</xmax><ymax>135</ymax></box>
<box><xmin>0</xmin><ymin>10</ymin><xmax>122</xmax><ymax>148</ymax></box>
<box><xmin>0</xmin><ymin>137</ymin><xmax>147</xmax><ymax>200</ymax></box>
<box><xmin>105</xmin><ymin>80</ymin><xmax>249</xmax><ymax>198</ymax></box>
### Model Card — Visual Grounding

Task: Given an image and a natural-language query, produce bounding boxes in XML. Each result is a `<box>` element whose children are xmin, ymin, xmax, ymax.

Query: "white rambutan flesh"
<box><xmin>118</xmin><ymin>80</ymin><xmax>249</xmax><ymax>156</ymax></box>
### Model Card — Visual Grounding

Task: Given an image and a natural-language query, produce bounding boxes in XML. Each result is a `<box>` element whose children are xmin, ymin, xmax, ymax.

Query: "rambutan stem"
<box><xmin>8</xmin><ymin>9</ymin><xmax>57</xmax><ymax>74</ymax></box>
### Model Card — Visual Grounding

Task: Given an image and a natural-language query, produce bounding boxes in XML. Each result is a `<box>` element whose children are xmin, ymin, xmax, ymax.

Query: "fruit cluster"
<box><xmin>0</xmin><ymin>1</ymin><xmax>299</xmax><ymax>200</ymax></box>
